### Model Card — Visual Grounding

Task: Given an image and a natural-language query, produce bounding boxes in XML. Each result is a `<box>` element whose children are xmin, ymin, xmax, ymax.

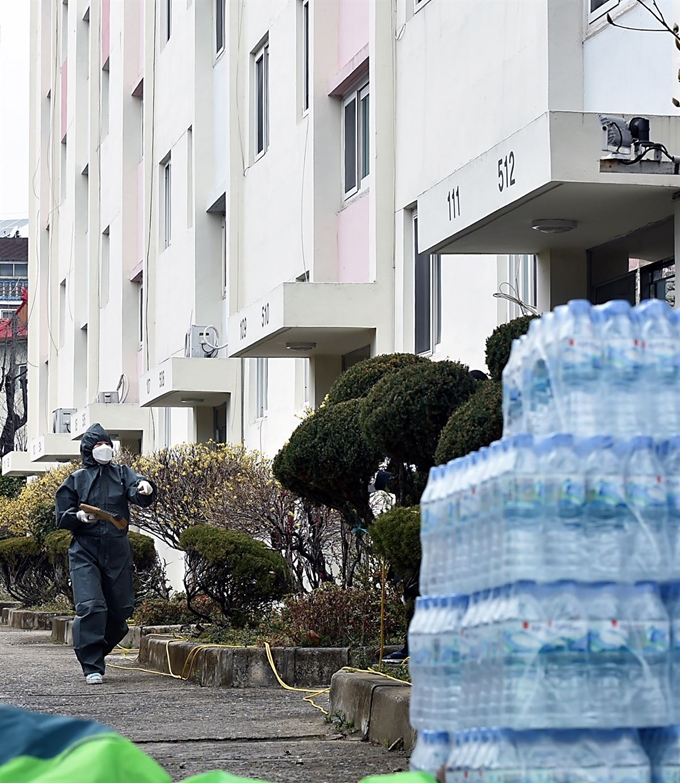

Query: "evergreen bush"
<box><xmin>360</xmin><ymin>360</ymin><xmax>476</xmax><ymax>472</ymax></box>
<box><xmin>485</xmin><ymin>314</ymin><xmax>536</xmax><ymax>381</ymax></box>
<box><xmin>0</xmin><ymin>537</ymin><xmax>56</xmax><ymax>606</ymax></box>
<box><xmin>369</xmin><ymin>506</ymin><xmax>421</xmax><ymax>590</ymax></box>
<box><xmin>326</xmin><ymin>353</ymin><xmax>428</xmax><ymax>406</ymax></box>
<box><xmin>180</xmin><ymin>525</ymin><xmax>290</xmax><ymax>628</ymax></box>
<box><xmin>435</xmin><ymin>379</ymin><xmax>504</xmax><ymax>464</ymax></box>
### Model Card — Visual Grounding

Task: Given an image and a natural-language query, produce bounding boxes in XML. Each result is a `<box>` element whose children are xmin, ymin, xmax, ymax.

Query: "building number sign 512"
<box><xmin>498</xmin><ymin>151</ymin><xmax>516</xmax><ymax>192</ymax></box>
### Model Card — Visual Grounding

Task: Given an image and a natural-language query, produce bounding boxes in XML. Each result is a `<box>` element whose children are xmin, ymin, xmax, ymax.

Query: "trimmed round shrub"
<box><xmin>326</xmin><ymin>353</ymin><xmax>428</xmax><ymax>406</ymax></box>
<box><xmin>435</xmin><ymin>379</ymin><xmax>503</xmax><ymax>465</ymax></box>
<box><xmin>273</xmin><ymin>399</ymin><xmax>381</xmax><ymax>527</ymax></box>
<box><xmin>369</xmin><ymin>506</ymin><xmax>421</xmax><ymax>590</ymax></box>
<box><xmin>360</xmin><ymin>360</ymin><xmax>476</xmax><ymax>472</ymax></box>
<box><xmin>44</xmin><ymin>529</ymin><xmax>73</xmax><ymax>606</ymax></box>
<box><xmin>180</xmin><ymin>525</ymin><xmax>290</xmax><ymax>628</ymax></box>
<box><xmin>132</xmin><ymin>595</ymin><xmax>195</xmax><ymax>626</ymax></box>
<box><xmin>0</xmin><ymin>536</ymin><xmax>56</xmax><ymax>606</ymax></box>
<box><xmin>128</xmin><ymin>531</ymin><xmax>157</xmax><ymax>571</ymax></box>
<box><xmin>485</xmin><ymin>315</ymin><xmax>536</xmax><ymax>381</ymax></box>
<box><xmin>128</xmin><ymin>531</ymin><xmax>170</xmax><ymax>602</ymax></box>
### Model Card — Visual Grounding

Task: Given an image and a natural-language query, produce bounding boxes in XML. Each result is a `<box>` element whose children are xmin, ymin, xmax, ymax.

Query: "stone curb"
<box><xmin>329</xmin><ymin>670</ymin><xmax>415</xmax><ymax>752</ymax></box>
<box><xmin>50</xmin><ymin>618</ymin><xmax>190</xmax><ymax>649</ymax></box>
<box><xmin>138</xmin><ymin>635</ymin><xmax>351</xmax><ymax>688</ymax></box>
<box><xmin>1</xmin><ymin>608</ymin><xmax>71</xmax><ymax>631</ymax></box>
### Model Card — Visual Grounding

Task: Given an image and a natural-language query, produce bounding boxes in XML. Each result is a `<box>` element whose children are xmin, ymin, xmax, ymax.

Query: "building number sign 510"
<box><xmin>498</xmin><ymin>151</ymin><xmax>516</xmax><ymax>192</ymax></box>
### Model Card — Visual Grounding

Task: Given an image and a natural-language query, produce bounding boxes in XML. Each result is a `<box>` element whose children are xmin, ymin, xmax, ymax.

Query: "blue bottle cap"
<box><xmin>602</xmin><ymin>299</ymin><xmax>632</xmax><ymax>316</ymax></box>
<box><xmin>567</xmin><ymin>299</ymin><xmax>592</xmax><ymax>315</ymax></box>
<box><xmin>630</xmin><ymin>435</ymin><xmax>655</xmax><ymax>450</ymax></box>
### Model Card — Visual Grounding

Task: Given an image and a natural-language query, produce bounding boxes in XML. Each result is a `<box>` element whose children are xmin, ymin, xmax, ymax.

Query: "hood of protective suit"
<box><xmin>80</xmin><ymin>423</ymin><xmax>113</xmax><ymax>468</ymax></box>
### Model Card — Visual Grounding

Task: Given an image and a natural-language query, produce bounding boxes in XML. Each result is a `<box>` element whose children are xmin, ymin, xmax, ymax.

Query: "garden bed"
<box><xmin>1</xmin><ymin>607</ymin><xmax>71</xmax><ymax>630</ymax></box>
<box><xmin>50</xmin><ymin>617</ymin><xmax>192</xmax><ymax>649</ymax></box>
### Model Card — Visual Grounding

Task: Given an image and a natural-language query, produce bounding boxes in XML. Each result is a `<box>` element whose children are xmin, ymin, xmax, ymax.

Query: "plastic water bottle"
<box><xmin>419</xmin><ymin>471</ymin><xmax>437</xmax><ymax>596</ymax></box>
<box><xmin>408</xmin><ymin>597</ymin><xmax>428</xmax><ymax>729</ymax></box>
<box><xmin>501</xmin><ymin>581</ymin><xmax>547</xmax><ymax>728</ymax></box>
<box><xmin>484</xmin><ymin>728</ymin><xmax>521</xmax><ymax>783</ymax></box>
<box><xmin>524</xmin><ymin>318</ymin><xmax>558</xmax><ymax>436</ymax></box>
<box><xmin>660</xmin><ymin>437</ymin><xmax>680</xmax><ymax>581</ymax></box>
<box><xmin>643</xmin><ymin>726</ymin><xmax>680</xmax><ymax>783</ymax></box>
<box><xmin>600</xmin><ymin>300</ymin><xmax>643</xmax><ymax>437</ymax></box>
<box><xmin>628</xmin><ymin>581</ymin><xmax>670</xmax><ymax>727</ymax></box>
<box><xmin>587</xmin><ymin>582</ymin><xmax>630</xmax><ymax>727</ymax></box>
<box><xmin>410</xmin><ymin>731</ymin><xmax>451</xmax><ymax>776</ymax></box>
<box><xmin>502</xmin><ymin>435</ymin><xmax>542</xmax><ymax>584</ymax></box>
<box><xmin>540</xmin><ymin>433</ymin><xmax>586</xmax><ymax>581</ymax></box>
<box><xmin>639</xmin><ymin>299</ymin><xmax>680</xmax><ymax>439</ymax></box>
<box><xmin>441</xmin><ymin>463</ymin><xmax>459</xmax><ymax>596</ymax></box>
<box><xmin>582</xmin><ymin>435</ymin><xmax>627</xmax><ymax>582</ymax></box>
<box><xmin>439</xmin><ymin>595</ymin><xmax>467</xmax><ymax>731</ymax></box>
<box><xmin>502</xmin><ymin>337</ymin><xmax>526</xmax><ymax>438</ymax></box>
<box><xmin>557</xmin><ymin>299</ymin><xmax>602</xmax><ymax>437</ymax></box>
<box><xmin>608</xmin><ymin>728</ymin><xmax>652</xmax><ymax>783</ymax></box>
<box><xmin>541</xmin><ymin>581</ymin><xmax>588</xmax><ymax>727</ymax></box>
<box><xmin>663</xmin><ymin>583</ymin><xmax>680</xmax><ymax>723</ymax></box>
<box><xmin>624</xmin><ymin>436</ymin><xmax>669</xmax><ymax>582</ymax></box>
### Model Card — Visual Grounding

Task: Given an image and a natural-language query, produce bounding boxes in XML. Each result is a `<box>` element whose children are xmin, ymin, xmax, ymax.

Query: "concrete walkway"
<box><xmin>0</xmin><ymin>627</ymin><xmax>408</xmax><ymax>782</ymax></box>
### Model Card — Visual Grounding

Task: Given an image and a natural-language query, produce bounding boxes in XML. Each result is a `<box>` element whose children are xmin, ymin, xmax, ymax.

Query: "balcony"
<box><xmin>29</xmin><ymin>434</ymin><xmax>81</xmax><ymax>463</ymax></box>
<box><xmin>139</xmin><ymin>357</ymin><xmax>237</xmax><ymax>408</ymax></box>
<box><xmin>70</xmin><ymin>404</ymin><xmax>149</xmax><ymax>442</ymax></box>
<box><xmin>0</xmin><ymin>280</ymin><xmax>28</xmax><ymax>302</ymax></box>
<box><xmin>226</xmin><ymin>282</ymin><xmax>383</xmax><ymax>359</ymax></box>
<box><xmin>2</xmin><ymin>450</ymin><xmax>60</xmax><ymax>476</ymax></box>
<box><xmin>417</xmin><ymin>112</ymin><xmax>680</xmax><ymax>256</ymax></box>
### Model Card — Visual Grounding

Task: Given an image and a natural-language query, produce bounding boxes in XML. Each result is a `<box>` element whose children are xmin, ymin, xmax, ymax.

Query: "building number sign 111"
<box><xmin>446</xmin><ymin>151</ymin><xmax>516</xmax><ymax>222</ymax></box>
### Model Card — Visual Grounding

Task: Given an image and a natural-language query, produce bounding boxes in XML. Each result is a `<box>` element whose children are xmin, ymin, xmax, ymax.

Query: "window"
<box><xmin>505</xmin><ymin>254</ymin><xmax>537</xmax><ymax>321</ymax></box>
<box><xmin>59</xmin><ymin>281</ymin><xmax>66</xmax><ymax>348</ymax></box>
<box><xmin>256</xmin><ymin>357</ymin><xmax>268</xmax><ymax>418</ymax></box>
<box><xmin>162</xmin><ymin>158</ymin><xmax>172</xmax><ymax>248</ymax></box>
<box><xmin>165</xmin><ymin>0</ymin><xmax>172</xmax><ymax>42</ymax></box>
<box><xmin>100</xmin><ymin>227</ymin><xmax>110</xmax><ymax>306</ymax></box>
<box><xmin>303</xmin><ymin>358</ymin><xmax>310</xmax><ymax>407</ymax></box>
<box><xmin>215</xmin><ymin>0</ymin><xmax>225</xmax><ymax>55</ymax></box>
<box><xmin>163</xmin><ymin>407</ymin><xmax>172</xmax><ymax>448</ymax></box>
<box><xmin>302</xmin><ymin>0</ymin><xmax>310</xmax><ymax>113</ymax></box>
<box><xmin>414</xmin><ymin>216</ymin><xmax>442</xmax><ymax>355</ymax></box>
<box><xmin>588</xmin><ymin>0</ymin><xmax>619</xmax><ymax>21</ymax></box>
<box><xmin>221</xmin><ymin>214</ymin><xmax>227</xmax><ymax>297</ymax></box>
<box><xmin>254</xmin><ymin>42</ymin><xmax>270</xmax><ymax>158</ymax></box>
<box><xmin>214</xmin><ymin>403</ymin><xmax>227</xmax><ymax>443</ymax></box>
<box><xmin>343</xmin><ymin>82</ymin><xmax>369</xmax><ymax>198</ymax></box>
<box><xmin>0</xmin><ymin>263</ymin><xmax>28</xmax><ymax>278</ymax></box>
<box><xmin>61</xmin><ymin>1</ymin><xmax>68</xmax><ymax>63</ymax></box>
<box><xmin>138</xmin><ymin>280</ymin><xmax>144</xmax><ymax>348</ymax></box>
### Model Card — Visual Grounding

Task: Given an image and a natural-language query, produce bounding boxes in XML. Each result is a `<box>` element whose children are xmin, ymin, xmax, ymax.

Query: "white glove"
<box><xmin>76</xmin><ymin>510</ymin><xmax>96</xmax><ymax>524</ymax></box>
<box><xmin>137</xmin><ymin>480</ymin><xmax>153</xmax><ymax>496</ymax></box>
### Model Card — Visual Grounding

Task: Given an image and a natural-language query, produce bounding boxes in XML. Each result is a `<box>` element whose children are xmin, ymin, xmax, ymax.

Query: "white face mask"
<box><xmin>92</xmin><ymin>444</ymin><xmax>113</xmax><ymax>464</ymax></box>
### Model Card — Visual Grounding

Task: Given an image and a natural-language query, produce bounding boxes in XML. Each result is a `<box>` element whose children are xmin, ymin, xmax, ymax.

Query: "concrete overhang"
<box><xmin>139</xmin><ymin>357</ymin><xmax>237</xmax><ymax>408</ymax></box>
<box><xmin>227</xmin><ymin>282</ymin><xmax>379</xmax><ymax>359</ymax></box>
<box><xmin>2</xmin><ymin>451</ymin><xmax>60</xmax><ymax>476</ymax></box>
<box><xmin>417</xmin><ymin>112</ymin><xmax>680</xmax><ymax>256</ymax></box>
<box><xmin>29</xmin><ymin>434</ymin><xmax>80</xmax><ymax>463</ymax></box>
<box><xmin>70</xmin><ymin>404</ymin><xmax>149</xmax><ymax>441</ymax></box>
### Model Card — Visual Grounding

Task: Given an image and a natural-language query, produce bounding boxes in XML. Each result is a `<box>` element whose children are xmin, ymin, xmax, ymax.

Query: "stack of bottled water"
<box><xmin>502</xmin><ymin>298</ymin><xmax>680</xmax><ymax>439</ymax></box>
<box><xmin>409</xmin><ymin>298</ymin><xmax>680</xmax><ymax>781</ymax></box>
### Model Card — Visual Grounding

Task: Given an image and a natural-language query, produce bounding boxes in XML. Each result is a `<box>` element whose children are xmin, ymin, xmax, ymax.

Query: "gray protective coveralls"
<box><xmin>55</xmin><ymin>423</ymin><xmax>157</xmax><ymax>676</ymax></box>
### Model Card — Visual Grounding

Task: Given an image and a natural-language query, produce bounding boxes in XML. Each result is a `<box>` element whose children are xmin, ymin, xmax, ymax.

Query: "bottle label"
<box><xmin>589</xmin><ymin>619</ymin><xmax>630</xmax><ymax>652</ymax></box>
<box><xmin>546</xmin><ymin>618</ymin><xmax>588</xmax><ymax>653</ymax></box>
<box><xmin>561</xmin><ymin>336</ymin><xmax>601</xmax><ymax>375</ymax></box>
<box><xmin>653</xmin><ymin>766</ymin><xmax>680</xmax><ymax>783</ymax></box>
<box><xmin>506</xmin><ymin>477</ymin><xmax>540</xmax><ymax>510</ymax></box>
<box><xmin>667</xmin><ymin>476</ymin><xmax>680</xmax><ymax>515</ymax></box>
<box><xmin>627</xmin><ymin>476</ymin><xmax>666</xmax><ymax>511</ymax></box>
<box><xmin>587</xmin><ymin>477</ymin><xmax>626</xmax><ymax>511</ymax></box>
<box><xmin>645</xmin><ymin>337</ymin><xmax>678</xmax><ymax>379</ymax></box>
<box><xmin>559</xmin><ymin>477</ymin><xmax>586</xmax><ymax>514</ymax></box>
<box><xmin>605</xmin><ymin>337</ymin><xmax>642</xmax><ymax>375</ymax></box>
<box><xmin>503</xmin><ymin>620</ymin><xmax>549</xmax><ymax>655</ymax></box>
<box><xmin>672</xmin><ymin>619</ymin><xmax>680</xmax><ymax>651</ymax></box>
<box><xmin>630</xmin><ymin>621</ymin><xmax>670</xmax><ymax>655</ymax></box>
<box><xmin>611</xmin><ymin>769</ymin><xmax>651</xmax><ymax>783</ymax></box>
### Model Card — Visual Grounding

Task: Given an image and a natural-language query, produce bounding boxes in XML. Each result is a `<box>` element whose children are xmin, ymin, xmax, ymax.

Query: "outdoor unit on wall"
<box><xmin>185</xmin><ymin>325</ymin><xmax>219</xmax><ymax>358</ymax></box>
<box><xmin>97</xmin><ymin>391</ymin><xmax>120</xmax><ymax>404</ymax></box>
<box><xmin>53</xmin><ymin>408</ymin><xmax>77</xmax><ymax>434</ymax></box>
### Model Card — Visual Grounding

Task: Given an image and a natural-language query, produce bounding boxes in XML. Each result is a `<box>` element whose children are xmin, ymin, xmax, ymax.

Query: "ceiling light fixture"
<box><xmin>531</xmin><ymin>219</ymin><xmax>578</xmax><ymax>234</ymax></box>
<box><xmin>180</xmin><ymin>398</ymin><xmax>205</xmax><ymax>404</ymax></box>
<box><xmin>286</xmin><ymin>342</ymin><xmax>316</xmax><ymax>352</ymax></box>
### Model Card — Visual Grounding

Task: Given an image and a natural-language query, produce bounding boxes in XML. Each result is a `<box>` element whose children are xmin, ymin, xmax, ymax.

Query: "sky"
<box><xmin>0</xmin><ymin>0</ymin><xmax>30</xmax><ymax>220</ymax></box>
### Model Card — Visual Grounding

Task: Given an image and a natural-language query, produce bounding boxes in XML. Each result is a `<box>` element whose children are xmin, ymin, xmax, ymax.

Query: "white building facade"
<box><xmin>16</xmin><ymin>0</ymin><xmax>680</xmax><ymax>482</ymax></box>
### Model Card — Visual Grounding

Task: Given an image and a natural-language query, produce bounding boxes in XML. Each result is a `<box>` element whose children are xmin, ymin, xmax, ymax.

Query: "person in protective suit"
<box><xmin>55</xmin><ymin>423</ymin><xmax>157</xmax><ymax>684</ymax></box>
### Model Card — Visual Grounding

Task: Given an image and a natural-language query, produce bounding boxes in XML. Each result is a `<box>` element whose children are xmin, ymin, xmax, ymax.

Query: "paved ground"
<box><xmin>0</xmin><ymin>627</ymin><xmax>408</xmax><ymax>782</ymax></box>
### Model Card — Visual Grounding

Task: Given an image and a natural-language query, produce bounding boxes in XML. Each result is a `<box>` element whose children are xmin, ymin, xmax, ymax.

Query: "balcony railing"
<box><xmin>0</xmin><ymin>280</ymin><xmax>27</xmax><ymax>302</ymax></box>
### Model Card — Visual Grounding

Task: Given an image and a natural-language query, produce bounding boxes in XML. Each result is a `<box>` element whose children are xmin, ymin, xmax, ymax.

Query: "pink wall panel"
<box><xmin>60</xmin><ymin>59</ymin><xmax>67</xmax><ymax>140</ymax></box>
<box><xmin>102</xmin><ymin>0</ymin><xmax>111</xmax><ymax>66</ymax></box>
<box><xmin>337</xmin><ymin>195</ymin><xmax>369</xmax><ymax>283</ymax></box>
<box><xmin>338</xmin><ymin>0</ymin><xmax>369</xmax><ymax>72</ymax></box>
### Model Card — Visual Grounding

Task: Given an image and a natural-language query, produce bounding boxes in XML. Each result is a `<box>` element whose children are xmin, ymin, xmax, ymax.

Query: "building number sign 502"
<box><xmin>239</xmin><ymin>302</ymin><xmax>270</xmax><ymax>341</ymax></box>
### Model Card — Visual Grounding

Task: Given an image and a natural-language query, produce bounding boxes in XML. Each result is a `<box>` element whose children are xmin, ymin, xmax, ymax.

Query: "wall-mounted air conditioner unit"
<box><xmin>97</xmin><ymin>391</ymin><xmax>120</xmax><ymax>404</ymax></box>
<box><xmin>53</xmin><ymin>408</ymin><xmax>77</xmax><ymax>434</ymax></box>
<box><xmin>185</xmin><ymin>325</ymin><xmax>219</xmax><ymax>358</ymax></box>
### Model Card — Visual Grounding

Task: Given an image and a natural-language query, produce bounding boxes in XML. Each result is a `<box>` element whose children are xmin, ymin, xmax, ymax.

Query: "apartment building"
<box><xmin>14</xmin><ymin>0</ymin><xmax>679</xmax><ymax>487</ymax></box>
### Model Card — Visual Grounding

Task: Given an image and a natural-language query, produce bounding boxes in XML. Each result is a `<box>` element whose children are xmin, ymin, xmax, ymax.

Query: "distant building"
<box><xmin>0</xmin><ymin>236</ymin><xmax>28</xmax><ymax>319</ymax></box>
